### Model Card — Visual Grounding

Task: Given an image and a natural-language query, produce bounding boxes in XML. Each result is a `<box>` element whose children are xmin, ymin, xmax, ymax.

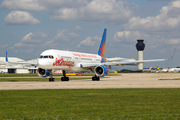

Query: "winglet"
<box><xmin>98</xmin><ymin>28</ymin><xmax>107</xmax><ymax>57</ymax></box>
<box><xmin>6</xmin><ymin>51</ymin><xmax>8</xmax><ymax>62</ymax></box>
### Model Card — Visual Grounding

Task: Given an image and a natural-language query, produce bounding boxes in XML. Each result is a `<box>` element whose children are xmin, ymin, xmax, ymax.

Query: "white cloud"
<box><xmin>4</xmin><ymin>11</ymin><xmax>40</xmax><ymax>25</ymax></box>
<box><xmin>44</xmin><ymin>28</ymin><xmax>80</xmax><ymax>48</ymax></box>
<box><xmin>165</xmin><ymin>38</ymin><xmax>180</xmax><ymax>45</ymax></box>
<box><xmin>54</xmin><ymin>29</ymin><xmax>79</xmax><ymax>41</ymax></box>
<box><xmin>14</xmin><ymin>27</ymin><xmax>81</xmax><ymax>51</ymax></box>
<box><xmin>78</xmin><ymin>36</ymin><xmax>101</xmax><ymax>47</ymax></box>
<box><xmin>1</xmin><ymin>0</ymin><xmax>86</xmax><ymax>11</ymax></box>
<box><xmin>49</xmin><ymin>0</ymin><xmax>135</xmax><ymax>23</ymax></box>
<box><xmin>113</xmin><ymin>31</ymin><xmax>149</xmax><ymax>43</ymax></box>
<box><xmin>124</xmin><ymin>0</ymin><xmax>180</xmax><ymax>31</ymax></box>
<box><xmin>1</xmin><ymin>0</ymin><xmax>136</xmax><ymax>23</ymax></box>
<box><xmin>0</xmin><ymin>44</ymin><xmax>8</xmax><ymax>48</ymax></box>
<box><xmin>74</xmin><ymin>26</ymin><xmax>83</xmax><ymax>31</ymax></box>
<box><xmin>21</xmin><ymin>33</ymin><xmax>33</xmax><ymax>42</ymax></box>
<box><xmin>1</xmin><ymin>0</ymin><xmax>47</xmax><ymax>11</ymax></box>
<box><xmin>14</xmin><ymin>32</ymin><xmax>49</xmax><ymax>47</ymax></box>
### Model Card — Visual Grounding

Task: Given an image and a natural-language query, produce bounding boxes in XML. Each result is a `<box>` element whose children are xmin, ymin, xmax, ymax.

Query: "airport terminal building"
<box><xmin>0</xmin><ymin>57</ymin><xmax>37</xmax><ymax>73</ymax></box>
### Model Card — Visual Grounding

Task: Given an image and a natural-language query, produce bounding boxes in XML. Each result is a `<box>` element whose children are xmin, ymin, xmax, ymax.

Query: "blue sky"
<box><xmin>0</xmin><ymin>0</ymin><xmax>179</xmax><ymax>68</ymax></box>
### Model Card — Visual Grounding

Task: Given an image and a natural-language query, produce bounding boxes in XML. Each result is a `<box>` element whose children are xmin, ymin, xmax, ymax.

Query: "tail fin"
<box><xmin>149</xmin><ymin>66</ymin><xmax>153</xmax><ymax>70</ymax></box>
<box><xmin>6</xmin><ymin>51</ymin><xmax>8</xmax><ymax>62</ymax></box>
<box><xmin>98</xmin><ymin>28</ymin><xmax>107</xmax><ymax>57</ymax></box>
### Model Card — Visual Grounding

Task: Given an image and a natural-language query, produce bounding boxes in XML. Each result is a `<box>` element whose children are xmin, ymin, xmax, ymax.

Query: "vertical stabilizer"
<box><xmin>6</xmin><ymin>51</ymin><xmax>8</xmax><ymax>62</ymax></box>
<box><xmin>98</xmin><ymin>28</ymin><xmax>107</xmax><ymax>57</ymax></box>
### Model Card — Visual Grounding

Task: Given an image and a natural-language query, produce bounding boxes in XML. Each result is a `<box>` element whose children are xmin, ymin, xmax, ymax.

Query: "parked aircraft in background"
<box><xmin>168</xmin><ymin>68</ymin><xmax>180</xmax><ymax>72</ymax></box>
<box><xmin>143</xmin><ymin>66</ymin><xmax>153</xmax><ymax>72</ymax></box>
<box><xmin>6</xmin><ymin>28</ymin><xmax>175</xmax><ymax>82</ymax></box>
<box><xmin>161</xmin><ymin>68</ymin><xmax>169</xmax><ymax>72</ymax></box>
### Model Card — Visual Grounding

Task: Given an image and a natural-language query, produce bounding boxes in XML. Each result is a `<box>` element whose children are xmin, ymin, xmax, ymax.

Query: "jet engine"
<box><xmin>37</xmin><ymin>68</ymin><xmax>50</xmax><ymax>77</ymax></box>
<box><xmin>94</xmin><ymin>65</ymin><xmax>109</xmax><ymax>77</ymax></box>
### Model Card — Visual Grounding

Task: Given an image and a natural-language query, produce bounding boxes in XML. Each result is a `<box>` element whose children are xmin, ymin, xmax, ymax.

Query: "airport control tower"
<box><xmin>136</xmin><ymin>39</ymin><xmax>145</xmax><ymax>70</ymax></box>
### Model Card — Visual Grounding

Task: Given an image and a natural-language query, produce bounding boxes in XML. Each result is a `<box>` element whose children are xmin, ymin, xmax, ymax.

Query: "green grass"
<box><xmin>0</xmin><ymin>73</ymin><xmax>39</xmax><ymax>77</ymax></box>
<box><xmin>0</xmin><ymin>77</ymin><xmax>94</xmax><ymax>82</ymax></box>
<box><xmin>160</xmin><ymin>78</ymin><xmax>180</xmax><ymax>80</ymax></box>
<box><xmin>0</xmin><ymin>89</ymin><xmax>180</xmax><ymax>119</ymax></box>
<box><xmin>0</xmin><ymin>73</ymin><xmax>116</xmax><ymax>82</ymax></box>
<box><xmin>0</xmin><ymin>73</ymin><xmax>120</xmax><ymax>77</ymax></box>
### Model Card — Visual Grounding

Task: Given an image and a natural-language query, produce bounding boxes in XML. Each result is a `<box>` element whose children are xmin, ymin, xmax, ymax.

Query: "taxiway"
<box><xmin>0</xmin><ymin>73</ymin><xmax>180</xmax><ymax>90</ymax></box>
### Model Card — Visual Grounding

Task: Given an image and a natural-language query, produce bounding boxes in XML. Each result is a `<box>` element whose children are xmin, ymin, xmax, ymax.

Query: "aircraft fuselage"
<box><xmin>38</xmin><ymin>49</ymin><xmax>102</xmax><ymax>72</ymax></box>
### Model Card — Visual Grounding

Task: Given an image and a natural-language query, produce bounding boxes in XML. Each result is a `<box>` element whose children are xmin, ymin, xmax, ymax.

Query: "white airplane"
<box><xmin>143</xmin><ymin>66</ymin><xmax>153</xmax><ymax>72</ymax></box>
<box><xmin>168</xmin><ymin>68</ymin><xmax>180</xmax><ymax>72</ymax></box>
<box><xmin>6</xmin><ymin>28</ymin><xmax>175</xmax><ymax>82</ymax></box>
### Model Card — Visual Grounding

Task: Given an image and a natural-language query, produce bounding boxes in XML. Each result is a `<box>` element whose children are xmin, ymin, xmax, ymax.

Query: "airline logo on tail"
<box><xmin>98</xmin><ymin>28</ymin><xmax>107</xmax><ymax>63</ymax></box>
<box><xmin>98</xmin><ymin>28</ymin><xmax>107</xmax><ymax>57</ymax></box>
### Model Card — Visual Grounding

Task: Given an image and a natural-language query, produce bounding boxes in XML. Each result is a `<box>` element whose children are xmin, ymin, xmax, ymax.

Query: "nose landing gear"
<box><xmin>49</xmin><ymin>70</ymin><xmax>55</xmax><ymax>82</ymax></box>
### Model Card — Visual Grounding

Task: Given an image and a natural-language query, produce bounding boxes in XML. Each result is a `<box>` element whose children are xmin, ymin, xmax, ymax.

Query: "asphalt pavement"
<box><xmin>0</xmin><ymin>73</ymin><xmax>180</xmax><ymax>90</ymax></box>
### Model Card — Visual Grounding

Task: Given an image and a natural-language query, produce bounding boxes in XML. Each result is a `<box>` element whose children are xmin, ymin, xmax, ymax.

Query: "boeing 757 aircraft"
<box><xmin>6</xmin><ymin>28</ymin><xmax>175</xmax><ymax>82</ymax></box>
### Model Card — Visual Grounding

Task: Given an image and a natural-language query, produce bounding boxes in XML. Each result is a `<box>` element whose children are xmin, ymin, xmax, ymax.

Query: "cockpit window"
<box><xmin>39</xmin><ymin>55</ymin><xmax>54</xmax><ymax>59</ymax></box>
<box><xmin>49</xmin><ymin>55</ymin><xmax>54</xmax><ymax>59</ymax></box>
<box><xmin>44</xmin><ymin>56</ymin><xmax>48</xmax><ymax>58</ymax></box>
<box><xmin>39</xmin><ymin>56</ymin><xmax>43</xmax><ymax>58</ymax></box>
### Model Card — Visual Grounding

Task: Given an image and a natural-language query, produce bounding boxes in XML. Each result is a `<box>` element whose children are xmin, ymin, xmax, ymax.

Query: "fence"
<box><xmin>1</xmin><ymin>114</ymin><xmax>180</xmax><ymax>120</ymax></box>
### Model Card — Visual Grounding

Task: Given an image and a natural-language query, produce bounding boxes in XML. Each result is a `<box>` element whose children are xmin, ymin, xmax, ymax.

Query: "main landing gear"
<box><xmin>48</xmin><ymin>70</ymin><xmax>69</xmax><ymax>82</ymax></box>
<box><xmin>49</xmin><ymin>70</ymin><xmax>98</xmax><ymax>82</ymax></box>
<box><xmin>61</xmin><ymin>70</ymin><xmax>69</xmax><ymax>81</ymax></box>
<box><xmin>49</xmin><ymin>70</ymin><xmax>54</xmax><ymax>82</ymax></box>
<box><xmin>92</xmin><ymin>75</ymin><xmax>100</xmax><ymax>81</ymax></box>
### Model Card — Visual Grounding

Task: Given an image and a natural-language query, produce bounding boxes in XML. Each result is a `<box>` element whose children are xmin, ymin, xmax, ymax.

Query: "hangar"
<box><xmin>0</xmin><ymin>57</ymin><xmax>37</xmax><ymax>74</ymax></box>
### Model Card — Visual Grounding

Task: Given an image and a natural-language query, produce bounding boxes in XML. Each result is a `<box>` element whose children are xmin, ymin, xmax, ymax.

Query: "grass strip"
<box><xmin>0</xmin><ymin>89</ymin><xmax>180</xmax><ymax>119</ymax></box>
<box><xmin>159</xmin><ymin>78</ymin><xmax>180</xmax><ymax>80</ymax></box>
<box><xmin>0</xmin><ymin>77</ymin><xmax>93</xmax><ymax>82</ymax></box>
<box><xmin>0</xmin><ymin>73</ymin><xmax>119</xmax><ymax>77</ymax></box>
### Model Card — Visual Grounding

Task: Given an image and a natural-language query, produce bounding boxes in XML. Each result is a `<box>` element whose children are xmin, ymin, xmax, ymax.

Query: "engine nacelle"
<box><xmin>94</xmin><ymin>65</ymin><xmax>109</xmax><ymax>77</ymax></box>
<box><xmin>37</xmin><ymin>68</ymin><xmax>50</xmax><ymax>77</ymax></box>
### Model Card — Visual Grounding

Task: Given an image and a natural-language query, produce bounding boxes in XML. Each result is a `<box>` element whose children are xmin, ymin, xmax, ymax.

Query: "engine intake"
<box><xmin>37</xmin><ymin>68</ymin><xmax>50</xmax><ymax>77</ymax></box>
<box><xmin>94</xmin><ymin>65</ymin><xmax>109</xmax><ymax>77</ymax></box>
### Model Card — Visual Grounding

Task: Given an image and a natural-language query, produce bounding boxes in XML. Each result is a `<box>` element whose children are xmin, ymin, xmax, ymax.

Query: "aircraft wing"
<box><xmin>81</xmin><ymin>59</ymin><xmax>167</xmax><ymax>68</ymax></box>
<box><xmin>106</xmin><ymin>57</ymin><xmax>135</xmax><ymax>62</ymax></box>
<box><xmin>102</xmin><ymin>59</ymin><xmax>167</xmax><ymax>66</ymax></box>
<box><xmin>6</xmin><ymin>51</ymin><xmax>37</xmax><ymax>66</ymax></box>
<box><xmin>81</xmin><ymin>48</ymin><xmax>175</xmax><ymax>68</ymax></box>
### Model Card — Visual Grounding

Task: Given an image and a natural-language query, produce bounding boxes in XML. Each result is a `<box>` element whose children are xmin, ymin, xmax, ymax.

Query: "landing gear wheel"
<box><xmin>48</xmin><ymin>70</ymin><xmax>55</xmax><ymax>82</ymax></box>
<box><xmin>92</xmin><ymin>76</ymin><xmax>100</xmax><ymax>81</ymax></box>
<box><xmin>61</xmin><ymin>70</ymin><xmax>69</xmax><ymax>81</ymax></box>
<box><xmin>61</xmin><ymin>77</ymin><xmax>69</xmax><ymax>81</ymax></box>
<box><xmin>49</xmin><ymin>78</ymin><xmax>55</xmax><ymax>82</ymax></box>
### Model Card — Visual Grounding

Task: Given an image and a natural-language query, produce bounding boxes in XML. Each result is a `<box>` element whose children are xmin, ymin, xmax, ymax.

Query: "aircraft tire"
<box><xmin>49</xmin><ymin>78</ymin><xmax>55</xmax><ymax>82</ymax></box>
<box><xmin>61</xmin><ymin>77</ymin><xmax>64</xmax><ymax>81</ymax></box>
<box><xmin>61</xmin><ymin>77</ymin><xmax>69</xmax><ymax>81</ymax></box>
<box><xmin>92</xmin><ymin>77</ymin><xmax>95</xmax><ymax>81</ymax></box>
<box><xmin>96</xmin><ymin>77</ymin><xmax>100</xmax><ymax>81</ymax></box>
<box><xmin>92</xmin><ymin>77</ymin><xmax>100</xmax><ymax>81</ymax></box>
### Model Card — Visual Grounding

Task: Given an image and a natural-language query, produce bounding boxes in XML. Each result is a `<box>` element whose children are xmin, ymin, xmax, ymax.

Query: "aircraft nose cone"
<box><xmin>38</xmin><ymin>59</ymin><xmax>50</xmax><ymax>68</ymax></box>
